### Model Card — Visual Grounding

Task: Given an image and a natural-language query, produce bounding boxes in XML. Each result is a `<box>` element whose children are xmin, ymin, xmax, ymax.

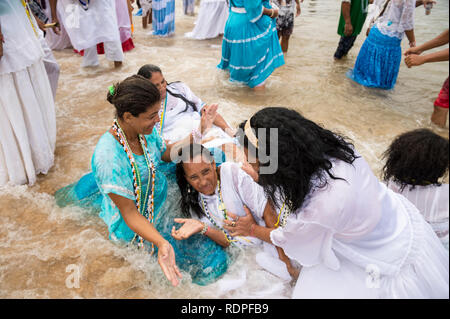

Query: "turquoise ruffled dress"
<box><xmin>217</xmin><ymin>0</ymin><xmax>285</xmax><ymax>88</ymax></box>
<box><xmin>55</xmin><ymin>128</ymin><xmax>229</xmax><ymax>285</ymax></box>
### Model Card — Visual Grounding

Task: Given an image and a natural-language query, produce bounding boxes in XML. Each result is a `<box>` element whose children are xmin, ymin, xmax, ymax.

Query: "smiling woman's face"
<box><xmin>183</xmin><ymin>154</ymin><xmax>217</xmax><ymax>196</ymax></box>
<box><xmin>149</xmin><ymin>71</ymin><xmax>167</xmax><ymax>98</ymax></box>
<box><xmin>125</xmin><ymin>101</ymin><xmax>161</xmax><ymax>136</ymax></box>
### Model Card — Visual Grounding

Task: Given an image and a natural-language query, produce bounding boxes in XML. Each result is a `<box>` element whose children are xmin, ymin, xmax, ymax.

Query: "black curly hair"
<box><xmin>236</xmin><ymin>107</ymin><xmax>358</xmax><ymax>214</ymax></box>
<box><xmin>106</xmin><ymin>74</ymin><xmax>160</xmax><ymax>119</ymax></box>
<box><xmin>175</xmin><ymin>143</ymin><xmax>216</xmax><ymax>218</ymax></box>
<box><xmin>382</xmin><ymin>128</ymin><xmax>449</xmax><ymax>191</ymax></box>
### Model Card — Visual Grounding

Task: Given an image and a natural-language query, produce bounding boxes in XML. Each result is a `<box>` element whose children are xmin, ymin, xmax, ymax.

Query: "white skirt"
<box><xmin>184</xmin><ymin>0</ymin><xmax>229</xmax><ymax>40</ymax></box>
<box><xmin>0</xmin><ymin>60</ymin><xmax>56</xmax><ymax>186</ymax></box>
<box><xmin>43</xmin><ymin>0</ymin><xmax>72</xmax><ymax>50</ymax></box>
<box><xmin>292</xmin><ymin>199</ymin><xmax>449</xmax><ymax>299</ymax></box>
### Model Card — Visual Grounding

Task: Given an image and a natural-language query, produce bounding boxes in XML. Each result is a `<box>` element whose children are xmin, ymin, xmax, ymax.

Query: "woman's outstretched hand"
<box><xmin>157</xmin><ymin>240</ymin><xmax>182</xmax><ymax>287</ymax></box>
<box><xmin>200</xmin><ymin>104</ymin><xmax>218</xmax><ymax>134</ymax></box>
<box><xmin>171</xmin><ymin>218</ymin><xmax>204</xmax><ymax>240</ymax></box>
<box><xmin>223</xmin><ymin>206</ymin><xmax>256</xmax><ymax>237</ymax></box>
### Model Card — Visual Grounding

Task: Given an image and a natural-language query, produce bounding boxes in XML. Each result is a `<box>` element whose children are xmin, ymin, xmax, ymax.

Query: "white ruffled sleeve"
<box><xmin>230</xmin><ymin>163</ymin><xmax>268</xmax><ymax>221</ymax></box>
<box><xmin>175</xmin><ymin>82</ymin><xmax>206</xmax><ymax>113</ymax></box>
<box><xmin>398</xmin><ymin>0</ymin><xmax>415</xmax><ymax>33</ymax></box>
<box><xmin>270</xmin><ymin>177</ymin><xmax>353</xmax><ymax>270</ymax></box>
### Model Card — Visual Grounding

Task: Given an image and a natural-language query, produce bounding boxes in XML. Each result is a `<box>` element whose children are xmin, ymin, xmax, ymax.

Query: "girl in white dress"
<box><xmin>185</xmin><ymin>0</ymin><xmax>229</xmax><ymax>40</ymax></box>
<box><xmin>383</xmin><ymin>129</ymin><xmax>449</xmax><ymax>250</ymax></box>
<box><xmin>137</xmin><ymin>64</ymin><xmax>243</xmax><ymax>162</ymax></box>
<box><xmin>171</xmin><ymin>143</ymin><xmax>298</xmax><ymax>282</ymax></box>
<box><xmin>0</xmin><ymin>0</ymin><xmax>56</xmax><ymax>186</ymax></box>
<box><xmin>225</xmin><ymin>107</ymin><xmax>449</xmax><ymax>299</ymax></box>
<box><xmin>50</xmin><ymin>0</ymin><xmax>124</xmax><ymax>68</ymax></box>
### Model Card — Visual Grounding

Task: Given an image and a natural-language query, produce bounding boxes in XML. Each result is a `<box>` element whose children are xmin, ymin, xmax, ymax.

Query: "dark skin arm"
<box><xmin>48</xmin><ymin>0</ymin><xmax>61</xmax><ymax>34</ymax></box>
<box><xmin>342</xmin><ymin>1</ymin><xmax>353</xmax><ymax>36</ymax></box>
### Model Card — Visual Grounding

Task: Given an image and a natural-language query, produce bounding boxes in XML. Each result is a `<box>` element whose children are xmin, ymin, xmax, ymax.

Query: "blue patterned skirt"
<box><xmin>218</xmin><ymin>11</ymin><xmax>285</xmax><ymax>88</ymax></box>
<box><xmin>347</xmin><ymin>25</ymin><xmax>402</xmax><ymax>90</ymax></box>
<box><xmin>152</xmin><ymin>0</ymin><xmax>175</xmax><ymax>36</ymax></box>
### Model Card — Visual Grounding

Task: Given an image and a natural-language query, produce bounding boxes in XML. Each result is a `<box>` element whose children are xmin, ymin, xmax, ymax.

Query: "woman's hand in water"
<box><xmin>223</xmin><ymin>206</ymin><xmax>256</xmax><ymax>237</ymax></box>
<box><xmin>171</xmin><ymin>218</ymin><xmax>204</xmax><ymax>240</ymax></box>
<box><xmin>157</xmin><ymin>240</ymin><xmax>182</xmax><ymax>287</ymax></box>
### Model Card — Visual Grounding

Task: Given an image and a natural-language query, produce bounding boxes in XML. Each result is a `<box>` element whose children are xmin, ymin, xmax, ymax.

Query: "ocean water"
<box><xmin>0</xmin><ymin>0</ymin><xmax>448</xmax><ymax>298</ymax></box>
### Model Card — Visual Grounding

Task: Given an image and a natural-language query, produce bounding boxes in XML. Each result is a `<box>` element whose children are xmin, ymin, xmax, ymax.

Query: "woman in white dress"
<box><xmin>224</xmin><ymin>107</ymin><xmax>449</xmax><ymax>299</ymax></box>
<box><xmin>41</xmin><ymin>0</ymin><xmax>72</xmax><ymax>50</ymax></box>
<box><xmin>50</xmin><ymin>0</ymin><xmax>124</xmax><ymax>68</ymax></box>
<box><xmin>171</xmin><ymin>143</ymin><xmax>298</xmax><ymax>281</ymax></box>
<box><xmin>0</xmin><ymin>0</ymin><xmax>56</xmax><ymax>186</ymax></box>
<box><xmin>137</xmin><ymin>64</ymin><xmax>242</xmax><ymax>161</ymax></box>
<box><xmin>185</xmin><ymin>0</ymin><xmax>229</xmax><ymax>40</ymax></box>
<box><xmin>383</xmin><ymin>129</ymin><xmax>449</xmax><ymax>250</ymax></box>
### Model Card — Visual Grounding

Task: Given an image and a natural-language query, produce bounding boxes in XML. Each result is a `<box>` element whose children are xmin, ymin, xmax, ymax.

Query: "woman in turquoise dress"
<box><xmin>217</xmin><ymin>0</ymin><xmax>285</xmax><ymax>90</ymax></box>
<box><xmin>55</xmin><ymin>75</ymin><xmax>229</xmax><ymax>286</ymax></box>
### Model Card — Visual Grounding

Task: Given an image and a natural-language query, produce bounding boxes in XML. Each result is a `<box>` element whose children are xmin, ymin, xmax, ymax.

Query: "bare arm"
<box><xmin>342</xmin><ymin>1</ymin><xmax>353</xmax><ymax>37</ymax></box>
<box><xmin>405</xmin><ymin>29</ymin><xmax>416</xmax><ymax>47</ymax></box>
<box><xmin>48</xmin><ymin>0</ymin><xmax>60</xmax><ymax>34</ymax></box>
<box><xmin>108</xmin><ymin>193</ymin><xmax>182</xmax><ymax>286</ymax></box>
<box><xmin>405</xmin><ymin>29</ymin><xmax>449</xmax><ymax>55</ymax></box>
<box><xmin>405</xmin><ymin>48</ymin><xmax>449</xmax><ymax>67</ymax></box>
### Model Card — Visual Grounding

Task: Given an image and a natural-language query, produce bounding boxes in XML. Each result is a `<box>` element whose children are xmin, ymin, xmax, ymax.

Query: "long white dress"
<box><xmin>0</xmin><ymin>0</ymin><xmax>56</xmax><ymax>186</ymax></box>
<box><xmin>157</xmin><ymin>82</ymin><xmax>235</xmax><ymax>148</ymax></box>
<box><xmin>270</xmin><ymin>154</ymin><xmax>449</xmax><ymax>299</ymax></box>
<box><xmin>388</xmin><ymin>182</ymin><xmax>449</xmax><ymax>250</ymax></box>
<box><xmin>185</xmin><ymin>0</ymin><xmax>229</xmax><ymax>40</ymax></box>
<box><xmin>56</xmin><ymin>0</ymin><xmax>123</xmax><ymax>66</ymax></box>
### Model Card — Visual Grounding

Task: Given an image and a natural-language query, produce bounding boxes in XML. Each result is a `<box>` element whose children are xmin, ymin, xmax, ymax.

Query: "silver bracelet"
<box><xmin>200</xmin><ymin>222</ymin><xmax>209</xmax><ymax>235</ymax></box>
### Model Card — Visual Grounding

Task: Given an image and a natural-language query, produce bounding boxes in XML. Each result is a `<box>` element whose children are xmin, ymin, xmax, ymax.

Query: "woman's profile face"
<box><xmin>126</xmin><ymin>102</ymin><xmax>161</xmax><ymax>136</ymax></box>
<box><xmin>243</xmin><ymin>146</ymin><xmax>260</xmax><ymax>177</ymax></box>
<box><xmin>149</xmin><ymin>71</ymin><xmax>167</xmax><ymax>98</ymax></box>
<box><xmin>183</xmin><ymin>155</ymin><xmax>217</xmax><ymax>196</ymax></box>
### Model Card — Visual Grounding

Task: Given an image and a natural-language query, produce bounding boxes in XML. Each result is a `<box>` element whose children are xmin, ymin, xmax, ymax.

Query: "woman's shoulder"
<box><xmin>167</xmin><ymin>81</ymin><xmax>190</xmax><ymax>93</ymax></box>
<box><xmin>92</xmin><ymin>131</ymin><xmax>122</xmax><ymax>164</ymax></box>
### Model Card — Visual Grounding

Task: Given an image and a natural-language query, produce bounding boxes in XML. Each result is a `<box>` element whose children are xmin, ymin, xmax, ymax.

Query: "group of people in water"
<box><xmin>0</xmin><ymin>0</ymin><xmax>449</xmax><ymax>298</ymax></box>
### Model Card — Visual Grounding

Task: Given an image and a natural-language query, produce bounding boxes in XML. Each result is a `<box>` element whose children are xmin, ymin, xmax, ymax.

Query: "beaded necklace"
<box><xmin>200</xmin><ymin>178</ymin><xmax>252</xmax><ymax>244</ymax></box>
<box><xmin>22</xmin><ymin>0</ymin><xmax>38</xmax><ymax>37</ymax></box>
<box><xmin>112</xmin><ymin>119</ymin><xmax>156</xmax><ymax>253</ymax></box>
<box><xmin>157</xmin><ymin>93</ymin><xmax>168</xmax><ymax>136</ymax></box>
<box><xmin>274</xmin><ymin>201</ymin><xmax>291</xmax><ymax>228</ymax></box>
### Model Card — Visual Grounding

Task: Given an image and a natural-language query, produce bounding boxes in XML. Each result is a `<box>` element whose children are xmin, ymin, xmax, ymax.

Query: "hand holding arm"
<box><xmin>342</xmin><ymin>1</ymin><xmax>353</xmax><ymax>37</ymax></box>
<box><xmin>49</xmin><ymin>0</ymin><xmax>61</xmax><ymax>35</ymax></box>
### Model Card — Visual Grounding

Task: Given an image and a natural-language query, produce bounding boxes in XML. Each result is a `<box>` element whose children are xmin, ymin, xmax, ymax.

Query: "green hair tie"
<box><xmin>108</xmin><ymin>85</ymin><xmax>115</xmax><ymax>96</ymax></box>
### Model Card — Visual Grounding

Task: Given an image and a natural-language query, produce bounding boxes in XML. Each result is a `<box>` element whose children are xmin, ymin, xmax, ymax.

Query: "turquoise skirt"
<box><xmin>55</xmin><ymin>149</ymin><xmax>230</xmax><ymax>286</ymax></box>
<box><xmin>218</xmin><ymin>11</ymin><xmax>285</xmax><ymax>88</ymax></box>
<box><xmin>347</xmin><ymin>25</ymin><xmax>402</xmax><ymax>90</ymax></box>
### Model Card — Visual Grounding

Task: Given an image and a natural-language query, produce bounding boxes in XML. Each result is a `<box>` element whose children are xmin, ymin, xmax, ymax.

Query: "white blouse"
<box><xmin>270</xmin><ymin>154</ymin><xmax>449</xmax><ymax>298</ymax></box>
<box><xmin>56</xmin><ymin>0</ymin><xmax>121</xmax><ymax>51</ymax></box>
<box><xmin>374</xmin><ymin>0</ymin><xmax>415</xmax><ymax>39</ymax></box>
<box><xmin>0</xmin><ymin>0</ymin><xmax>44</xmax><ymax>75</ymax></box>
<box><xmin>388</xmin><ymin>182</ymin><xmax>449</xmax><ymax>249</ymax></box>
<box><xmin>158</xmin><ymin>82</ymin><xmax>235</xmax><ymax>148</ymax></box>
<box><xmin>194</xmin><ymin>162</ymin><xmax>268</xmax><ymax>247</ymax></box>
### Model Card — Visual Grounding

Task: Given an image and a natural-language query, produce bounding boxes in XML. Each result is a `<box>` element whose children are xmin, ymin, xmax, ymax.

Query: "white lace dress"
<box><xmin>0</xmin><ymin>0</ymin><xmax>56</xmax><ymax>186</ymax></box>
<box><xmin>373</xmin><ymin>0</ymin><xmax>415</xmax><ymax>39</ymax></box>
<box><xmin>185</xmin><ymin>0</ymin><xmax>229</xmax><ymax>40</ymax></box>
<box><xmin>270</xmin><ymin>155</ymin><xmax>449</xmax><ymax>298</ymax></box>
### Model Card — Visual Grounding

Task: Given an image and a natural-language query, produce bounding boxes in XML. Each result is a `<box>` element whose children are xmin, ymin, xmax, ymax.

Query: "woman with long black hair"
<box><xmin>138</xmin><ymin>64</ymin><xmax>244</xmax><ymax>162</ymax></box>
<box><xmin>223</xmin><ymin>107</ymin><xmax>449</xmax><ymax>298</ymax></box>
